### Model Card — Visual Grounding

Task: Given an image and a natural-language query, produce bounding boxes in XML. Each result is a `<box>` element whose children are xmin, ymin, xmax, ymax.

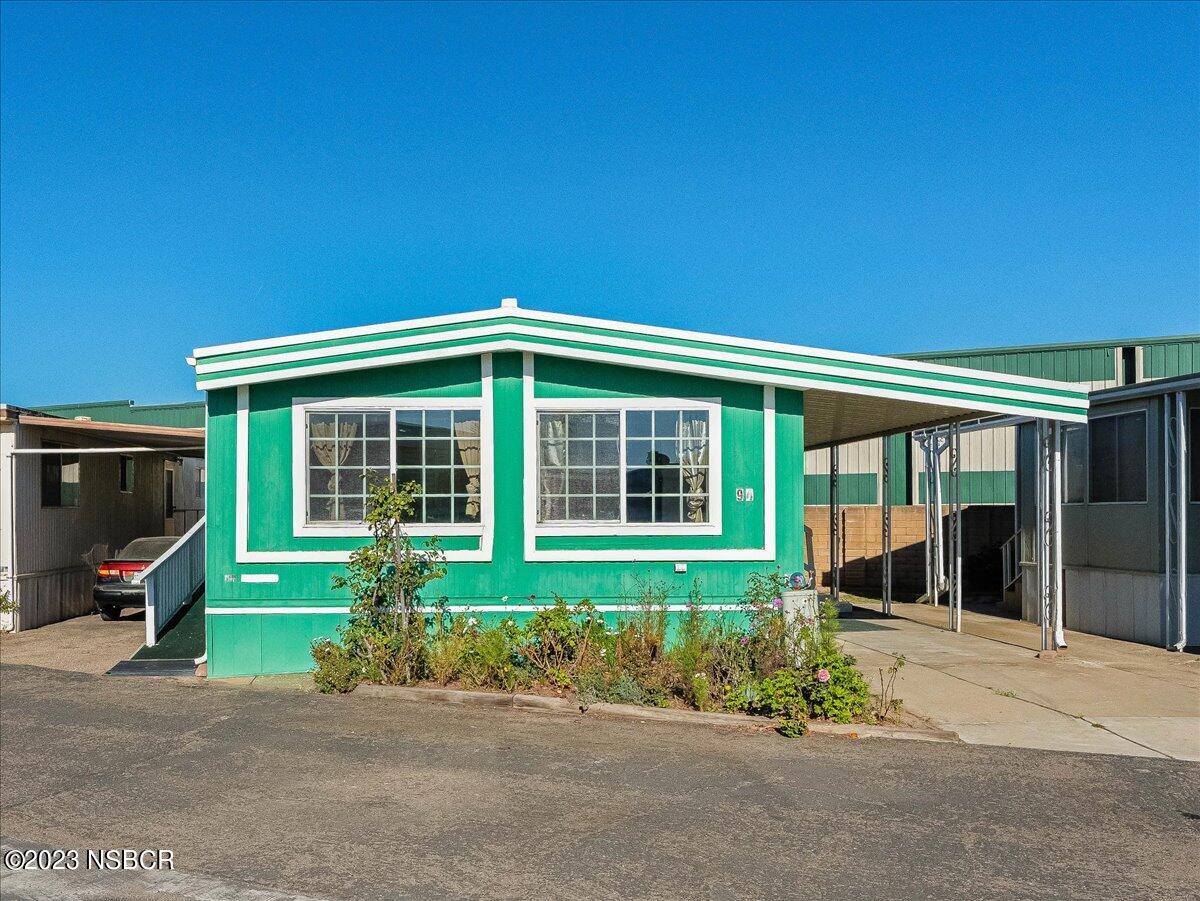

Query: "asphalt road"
<box><xmin>1</xmin><ymin>664</ymin><xmax>1197</xmax><ymax>900</ymax></box>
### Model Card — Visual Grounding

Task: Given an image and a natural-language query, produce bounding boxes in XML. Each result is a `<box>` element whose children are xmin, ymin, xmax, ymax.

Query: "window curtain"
<box><xmin>310</xmin><ymin>417</ymin><xmax>359</xmax><ymax>493</ymax></box>
<box><xmin>454</xmin><ymin>417</ymin><xmax>482</xmax><ymax>517</ymax></box>
<box><xmin>680</xmin><ymin>418</ymin><xmax>709</xmax><ymax>523</ymax></box>
<box><xmin>539</xmin><ymin>417</ymin><xmax>567</xmax><ymax>497</ymax></box>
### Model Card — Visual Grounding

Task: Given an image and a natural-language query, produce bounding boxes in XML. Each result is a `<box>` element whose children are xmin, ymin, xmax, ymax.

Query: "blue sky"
<box><xmin>2</xmin><ymin>1</ymin><xmax>1197</xmax><ymax>405</ymax></box>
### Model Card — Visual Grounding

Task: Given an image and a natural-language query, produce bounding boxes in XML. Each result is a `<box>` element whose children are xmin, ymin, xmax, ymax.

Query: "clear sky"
<box><xmin>1</xmin><ymin>1</ymin><xmax>1197</xmax><ymax>405</ymax></box>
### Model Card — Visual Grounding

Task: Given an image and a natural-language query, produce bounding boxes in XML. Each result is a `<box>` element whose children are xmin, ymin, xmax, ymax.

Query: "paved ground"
<box><xmin>2</xmin><ymin>663</ymin><xmax>1198</xmax><ymax>900</ymax></box>
<box><xmin>0</xmin><ymin>612</ymin><xmax>144</xmax><ymax>675</ymax></box>
<box><xmin>843</xmin><ymin>600</ymin><xmax>1200</xmax><ymax>760</ymax></box>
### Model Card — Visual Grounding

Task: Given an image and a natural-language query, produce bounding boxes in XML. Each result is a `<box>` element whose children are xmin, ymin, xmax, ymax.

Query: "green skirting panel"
<box><xmin>207</xmin><ymin>612</ymin><xmax>351</xmax><ymax>678</ymax></box>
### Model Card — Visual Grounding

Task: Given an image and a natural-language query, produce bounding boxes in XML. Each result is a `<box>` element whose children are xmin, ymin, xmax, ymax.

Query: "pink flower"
<box><xmin>816</xmin><ymin>668</ymin><xmax>830</xmax><ymax>683</ymax></box>
<box><xmin>771</xmin><ymin>597</ymin><xmax>784</xmax><ymax>609</ymax></box>
<box><xmin>739</xmin><ymin>636</ymin><xmax>749</xmax><ymax>646</ymax></box>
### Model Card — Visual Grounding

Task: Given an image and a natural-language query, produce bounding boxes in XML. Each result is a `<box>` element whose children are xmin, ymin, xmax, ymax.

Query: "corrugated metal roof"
<box><xmin>32</xmin><ymin>398</ymin><xmax>205</xmax><ymax>429</ymax></box>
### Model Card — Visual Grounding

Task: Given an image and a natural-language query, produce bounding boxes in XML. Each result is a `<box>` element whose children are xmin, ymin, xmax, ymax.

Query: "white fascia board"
<box><xmin>193</xmin><ymin>322</ymin><xmax>1086</xmax><ymax>410</ymax></box>
<box><xmin>208</xmin><ymin>339</ymin><xmax>1089</xmax><ymax>424</ymax></box>
<box><xmin>191</xmin><ymin>303</ymin><xmax>1086</xmax><ymax>395</ymax></box>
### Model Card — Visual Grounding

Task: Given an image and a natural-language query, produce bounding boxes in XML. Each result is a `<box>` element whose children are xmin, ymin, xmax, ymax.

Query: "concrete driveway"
<box><xmin>0</xmin><ymin>612</ymin><xmax>144</xmax><ymax>674</ymax></box>
<box><xmin>844</xmin><ymin>600</ymin><xmax>1200</xmax><ymax>760</ymax></box>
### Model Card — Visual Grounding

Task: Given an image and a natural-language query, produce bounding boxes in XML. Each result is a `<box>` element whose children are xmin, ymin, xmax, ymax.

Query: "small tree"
<box><xmin>327</xmin><ymin>479</ymin><xmax>447</xmax><ymax>685</ymax></box>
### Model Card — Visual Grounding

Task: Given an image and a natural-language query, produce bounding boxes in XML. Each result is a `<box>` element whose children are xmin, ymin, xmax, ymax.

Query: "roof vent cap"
<box><xmin>500</xmin><ymin>297</ymin><xmax>519</xmax><ymax>309</ymax></box>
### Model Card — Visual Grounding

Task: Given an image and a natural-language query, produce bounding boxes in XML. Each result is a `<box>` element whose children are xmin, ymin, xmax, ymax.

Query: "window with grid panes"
<box><xmin>395</xmin><ymin>409</ymin><xmax>482</xmax><ymax>525</ymax></box>
<box><xmin>536</xmin><ymin>408</ymin><xmax>711</xmax><ymax>525</ymax></box>
<box><xmin>305</xmin><ymin>408</ymin><xmax>482</xmax><ymax>525</ymax></box>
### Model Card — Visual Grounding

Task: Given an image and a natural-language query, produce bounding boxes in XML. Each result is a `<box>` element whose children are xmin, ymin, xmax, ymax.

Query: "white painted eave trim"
<box><xmin>205</xmin><ymin>338</ymin><xmax>1088</xmax><ymax>424</ymax></box>
<box><xmin>191</xmin><ymin>303</ymin><xmax>1087</xmax><ymax>395</ymax></box>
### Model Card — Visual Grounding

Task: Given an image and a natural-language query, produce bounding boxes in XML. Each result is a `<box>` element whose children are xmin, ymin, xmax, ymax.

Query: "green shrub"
<box><xmin>805</xmin><ymin>652</ymin><xmax>871</xmax><ymax>723</ymax></box>
<box><xmin>725</xmin><ymin>667</ymin><xmax>809</xmax><ymax>736</ymax></box>
<box><xmin>316</xmin><ymin>480</ymin><xmax>446</xmax><ymax>686</ymax></box>
<box><xmin>311</xmin><ymin>638</ymin><xmax>362</xmax><ymax>694</ymax></box>
<box><xmin>576</xmin><ymin>670</ymin><xmax>667</xmax><ymax>708</ymax></box>
<box><xmin>741</xmin><ymin>570</ymin><xmax>794</xmax><ymax>677</ymax></box>
<box><xmin>460</xmin><ymin>617</ymin><xmax>527</xmax><ymax>691</ymax></box>
<box><xmin>516</xmin><ymin>596</ymin><xmax>603</xmax><ymax>687</ymax></box>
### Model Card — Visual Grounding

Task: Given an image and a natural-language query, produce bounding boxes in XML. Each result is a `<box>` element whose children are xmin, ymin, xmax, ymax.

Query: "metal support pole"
<box><xmin>949</xmin><ymin>422</ymin><xmax>962</xmax><ymax>632</ymax></box>
<box><xmin>881</xmin><ymin>435</ymin><xmax>893</xmax><ymax>616</ymax></box>
<box><xmin>829</xmin><ymin>446</ymin><xmax>840</xmax><ymax>605</ymax></box>
<box><xmin>1051</xmin><ymin>420</ymin><xmax>1065</xmax><ymax>648</ymax></box>
<box><xmin>1165</xmin><ymin>392</ymin><xmax>1189</xmax><ymax>650</ymax></box>
<box><xmin>920</xmin><ymin>437</ymin><xmax>933</xmax><ymax>605</ymax></box>
<box><xmin>1035</xmin><ymin>419</ymin><xmax>1057</xmax><ymax>653</ymax></box>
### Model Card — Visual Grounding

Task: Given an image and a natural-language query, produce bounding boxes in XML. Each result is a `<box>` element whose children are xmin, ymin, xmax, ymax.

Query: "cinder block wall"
<box><xmin>804</xmin><ymin>505</ymin><xmax>1015</xmax><ymax>599</ymax></box>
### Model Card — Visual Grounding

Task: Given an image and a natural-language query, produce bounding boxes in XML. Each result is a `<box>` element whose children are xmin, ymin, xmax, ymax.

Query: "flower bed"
<box><xmin>310</xmin><ymin>482</ymin><xmax>900</xmax><ymax>736</ymax></box>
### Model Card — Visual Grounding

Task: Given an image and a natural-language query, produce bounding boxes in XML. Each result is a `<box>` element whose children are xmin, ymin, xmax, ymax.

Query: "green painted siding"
<box><xmin>205</xmin><ymin>352</ymin><xmax>806</xmax><ymax>677</ymax></box>
<box><xmin>34</xmin><ymin>399</ymin><xmax>205</xmax><ymax>429</ymax></box>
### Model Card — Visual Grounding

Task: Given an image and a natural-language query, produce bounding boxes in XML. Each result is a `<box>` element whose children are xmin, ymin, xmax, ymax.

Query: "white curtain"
<box><xmin>310</xmin><ymin>417</ymin><xmax>358</xmax><ymax>492</ymax></box>
<box><xmin>539</xmin><ymin>416</ymin><xmax>566</xmax><ymax>500</ymax></box>
<box><xmin>680</xmin><ymin>418</ymin><xmax>709</xmax><ymax>523</ymax></box>
<box><xmin>454</xmin><ymin>416</ymin><xmax>482</xmax><ymax>518</ymax></box>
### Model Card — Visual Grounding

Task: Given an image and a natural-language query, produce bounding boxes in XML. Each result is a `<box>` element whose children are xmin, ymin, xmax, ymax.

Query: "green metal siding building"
<box><xmin>192</xmin><ymin>300</ymin><xmax>1087</xmax><ymax>677</ymax></box>
<box><xmin>33</xmin><ymin>399</ymin><xmax>206</xmax><ymax>430</ymax></box>
<box><xmin>804</xmin><ymin>334</ymin><xmax>1200</xmax><ymax>507</ymax></box>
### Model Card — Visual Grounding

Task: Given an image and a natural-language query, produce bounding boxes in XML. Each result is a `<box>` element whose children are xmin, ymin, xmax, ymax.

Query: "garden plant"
<box><xmin>312</xmin><ymin>481</ymin><xmax>881</xmax><ymax>735</ymax></box>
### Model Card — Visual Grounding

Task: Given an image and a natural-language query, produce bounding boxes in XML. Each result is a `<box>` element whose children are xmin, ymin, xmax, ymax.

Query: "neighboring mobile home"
<box><xmin>192</xmin><ymin>299</ymin><xmax>1089</xmax><ymax>677</ymax></box>
<box><xmin>0</xmin><ymin>405</ymin><xmax>205</xmax><ymax>631</ymax></box>
<box><xmin>1013</xmin><ymin>374</ymin><xmax>1198</xmax><ymax>648</ymax></box>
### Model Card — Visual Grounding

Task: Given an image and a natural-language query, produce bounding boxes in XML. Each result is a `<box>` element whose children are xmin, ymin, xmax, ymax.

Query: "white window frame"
<box><xmin>528</xmin><ymin>395</ymin><xmax>723</xmax><ymax>537</ymax></box>
<box><xmin>1086</xmin><ymin>408</ymin><xmax>1149</xmax><ymax>505</ymax></box>
<box><xmin>291</xmin><ymin>395</ymin><xmax>490</xmax><ymax>538</ymax></box>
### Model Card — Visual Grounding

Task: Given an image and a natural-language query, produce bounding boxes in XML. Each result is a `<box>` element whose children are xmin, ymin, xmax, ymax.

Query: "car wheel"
<box><xmin>98</xmin><ymin>606</ymin><xmax>122</xmax><ymax>621</ymax></box>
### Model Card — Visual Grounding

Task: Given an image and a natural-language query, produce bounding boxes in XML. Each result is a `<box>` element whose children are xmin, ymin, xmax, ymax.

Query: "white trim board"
<box><xmin>193</xmin><ymin>302</ymin><xmax>1084</xmax><ymax>394</ymax></box>
<box><xmin>204</xmin><ymin>337</ymin><xmax>1088</xmax><ymax>423</ymax></box>
<box><xmin>527</xmin><ymin>393</ymin><xmax>724</xmax><ymax>538</ymax></box>
<box><xmin>289</xmin><ymin>393</ymin><xmax>491</xmax><ymax>539</ymax></box>
<box><xmin>195</xmin><ymin>323</ymin><xmax>1068</xmax><ymax>408</ymax></box>
<box><xmin>196</xmin><ymin>322</ymin><xmax>1087</xmax><ymax>410</ymax></box>
<box><xmin>207</xmin><ymin>602</ymin><xmax>752</xmax><ymax>616</ymax></box>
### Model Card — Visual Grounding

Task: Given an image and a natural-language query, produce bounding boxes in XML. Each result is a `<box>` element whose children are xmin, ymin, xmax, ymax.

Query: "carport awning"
<box><xmin>188</xmin><ymin>301</ymin><xmax>1089</xmax><ymax>444</ymax></box>
<box><xmin>11</xmin><ymin>414</ymin><xmax>204</xmax><ymax>456</ymax></box>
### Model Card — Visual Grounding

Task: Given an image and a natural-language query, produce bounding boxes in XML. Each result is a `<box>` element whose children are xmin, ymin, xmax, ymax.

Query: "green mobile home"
<box><xmin>192</xmin><ymin>300</ymin><xmax>1089</xmax><ymax>677</ymax></box>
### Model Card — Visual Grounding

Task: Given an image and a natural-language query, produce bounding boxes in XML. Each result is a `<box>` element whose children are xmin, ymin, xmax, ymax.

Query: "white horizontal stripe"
<box><xmin>240</xmin><ymin>573</ymin><xmax>279</xmax><ymax>583</ymax></box>
<box><xmin>206</xmin><ymin>602</ymin><xmax>750</xmax><ymax>616</ymax></box>
<box><xmin>207</xmin><ymin>339</ymin><xmax>1089</xmax><ymax>422</ymax></box>
<box><xmin>236</xmin><ymin>548</ymin><xmax>490</xmax><ymax>563</ymax></box>
<box><xmin>195</xmin><ymin>321</ymin><xmax>1086</xmax><ymax>409</ymax></box>
<box><xmin>192</xmin><ymin>302</ymin><xmax>1084</xmax><ymax>394</ymax></box>
<box><xmin>525</xmin><ymin>547</ymin><xmax>775</xmax><ymax>562</ymax></box>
